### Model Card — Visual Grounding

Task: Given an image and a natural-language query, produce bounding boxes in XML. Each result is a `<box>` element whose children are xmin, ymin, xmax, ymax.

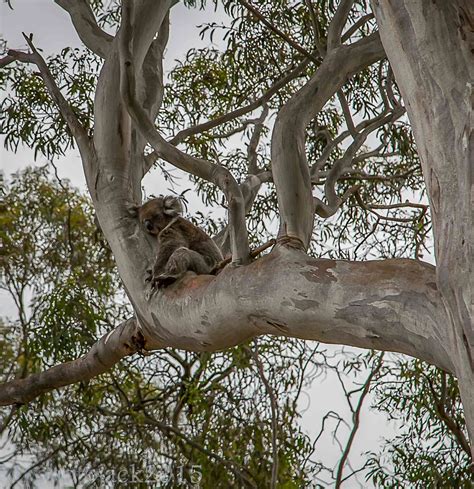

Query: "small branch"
<box><xmin>341</xmin><ymin>13</ymin><xmax>374</xmax><ymax>43</ymax></box>
<box><xmin>54</xmin><ymin>0</ymin><xmax>113</xmax><ymax>58</ymax></box>
<box><xmin>354</xmin><ymin>192</ymin><xmax>426</xmax><ymax>223</ymax></box>
<box><xmin>237</xmin><ymin>0</ymin><xmax>319</xmax><ymax>63</ymax></box>
<box><xmin>0</xmin><ymin>405</ymin><xmax>18</xmax><ymax>435</ymax></box>
<box><xmin>319</xmin><ymin>168</ymin><xmax>416</xmax><ymax>182</ymax></box>
<box><xmin>334</xmin><ymin>353</ymin><xmax>384</xmax><ymax>488</ymax></box>
<box><xmin>304</xmin><ymin>0</ymin><xmax>325</xmax><ymax>55</ymax></box>
<box><xmin>214</xmin><ymin>238</ymin><xmax>276</xmax><ymax>273</ymax></box>
<box><xmin>337</xmin><ymin>89</ymin><xmax>357</xmax><ymax>137</ymax></box>
<box><xmin>247</xmin><ymin>105</ymin><xmax>269</xmax><ymax>174</ymax></box>
<box><xmin>368</xmin><ymin>202</ymin><xmax>428</xmax><ymax>211</ymax></box>
<box><xmin>7</xmin><ymin>34</ymin><xmax>92</xmax><ymax>161</ymax></box>
<box><xmin>214</xmin><ymin>171</ymin><xmax>273</xmax><ymax>253</ymax></box>
<box><xmin>0</xmin><ymin>319</ymin><xmax>144</xmax><ymax>406</ymax></box>
<box><xmin>312</xmin><ymin>105</ymin><xmax>404</xmax><ymax>218</ymax></box>
<box><xmin>313</xmin><ymin>184</ymin><xmax>361</xmax><ymax>219</ymax></box>
<box><xmin>169</xmin><ymin>57</ymin><xmax>310</xmax><ymax>147</ymax></box>
<box><xmin>245</xmin><ymin>344</ymin><xmax>279</xmax><ymax>488</ymax></box>
<box><xmin>423</xmin><ymin>372</ymin><xmax>471</xmax><ymax>457</ymax></box>
<box><xmin>0</xmin><ymin>54</ymin><xmax>16</xmax><ymax>68</ymax></box>
<box><xmin>327</xmin><ymin>0</ymin><xmax>356</xmax><ymax>50</ymax></box>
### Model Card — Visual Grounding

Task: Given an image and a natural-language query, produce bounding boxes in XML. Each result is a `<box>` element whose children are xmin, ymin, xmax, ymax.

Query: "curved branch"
<box><xmin>322</xmin><ymin>106</ymin><xmax>405</xmax><ymax>212</ymax></box>
<box><xmin>271</xmin><ymin>32</ymin><xmax>385</xmax><ymax>248</ymax></box>
<box><xmin>139</xmin><ymin>248</ymin><xmax>453</xmax><ymax>373</ymax></box>
<box><xmin>0</xmin><ymin>319</ymin><xmax>144</xmax><ymax>406</ymax></box>
<box><xmin>327</xmin><ymin>0</ymin><xmax>356</xmax><ymax>50</ymax></box>
<box><xmin>0</xmin><ymin>251</ymin><xmax>453</xmax><ymax>407</ymax></box>
<box><xmin>55</xmin><ymin>0</ymin><xmax>113</xmax><ymax>58</ymax></box>
<box><xmin>334</xmin><ymin>353</ymin><xmax>384</xmax><ymax>488</ymax></box>
<box><xmin>168</xmin><ymin>57</ymin><xmax>310</xmax><ymax>147</ymax></box>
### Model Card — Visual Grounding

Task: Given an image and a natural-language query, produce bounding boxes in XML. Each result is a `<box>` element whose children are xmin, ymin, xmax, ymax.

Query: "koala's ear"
<box><xmin>163</xmin><ymin>196</ymin><xmax>183</xmax><ymax>216</ymax></box>
<box><xmin>125</xmin><ymin>202</ymin><xmax>140</xmax><ymax>218</ymax></box>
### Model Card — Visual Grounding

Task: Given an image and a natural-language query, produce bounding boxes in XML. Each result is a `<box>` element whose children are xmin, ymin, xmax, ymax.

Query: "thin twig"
<box><xmin>245</xmin><ymin>343</ymin><xmax>279</xmax><ymax>488</ymax></box>
<box><xmin>7</xmin><ymin>34</ymin><xmax>92</xmax><ymax>160</ymax></box>
<box><xmin>334</xmin><ymin>353</ymin><xmax>384</xmax><ymax>488</ymax></box>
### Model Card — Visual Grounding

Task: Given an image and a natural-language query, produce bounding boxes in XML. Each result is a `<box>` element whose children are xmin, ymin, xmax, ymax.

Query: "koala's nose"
<box><xmin>144</xmin><ymin>220</ymin><xmax>154</xmax><ymax>232</ymax></box>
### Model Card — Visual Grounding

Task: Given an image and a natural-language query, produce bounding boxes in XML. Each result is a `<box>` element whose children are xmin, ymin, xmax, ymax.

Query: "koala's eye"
<box><xmin>144</xmin><ymin>220</ymin><xmax>154</xmax><ymax>232</ymax></box>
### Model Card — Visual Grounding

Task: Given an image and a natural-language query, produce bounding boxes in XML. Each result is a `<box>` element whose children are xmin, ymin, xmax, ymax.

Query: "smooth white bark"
<box><xmin>372</xmin><ymin>0</ymin><xmax>474</xmax><ymax>453</ymax></box>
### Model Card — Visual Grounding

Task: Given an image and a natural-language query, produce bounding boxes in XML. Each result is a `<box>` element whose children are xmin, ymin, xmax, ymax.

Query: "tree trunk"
<box><xmin>372</xmin><ymin>0</ymin><xmax>474</xmax><ymax>452</ymax></box>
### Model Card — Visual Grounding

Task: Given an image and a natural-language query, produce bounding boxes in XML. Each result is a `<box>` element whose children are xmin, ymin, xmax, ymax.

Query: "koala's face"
<box><xmin>138</xmin><ymin>196</ymin><xmax>182</xmax><ymax>235</ymax></box>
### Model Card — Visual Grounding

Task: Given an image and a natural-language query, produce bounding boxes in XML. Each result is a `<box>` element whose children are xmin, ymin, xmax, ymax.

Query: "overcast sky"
<box><xmin>0</xmin><ymin>3</ymin><xmax>398</xmax><ymax>487</ymax></box>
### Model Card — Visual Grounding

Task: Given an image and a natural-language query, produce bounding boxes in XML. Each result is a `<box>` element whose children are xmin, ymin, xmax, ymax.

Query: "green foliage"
<box><xmin>367</xmin><ymin>359</ymin><xmax>472</xmax><ymax>488</ymax></box>
<box><xmin>0</xmin><ymin>168</ymin><xmax>324</xmax><ymax>488</ymax></box>
<box><xmin>0</xmin><ymin>48</ymin><xmax>99</xmax><ymax>159</ymax></box>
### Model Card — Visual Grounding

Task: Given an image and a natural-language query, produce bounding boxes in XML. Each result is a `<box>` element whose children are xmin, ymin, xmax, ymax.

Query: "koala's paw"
<box><xmin>151</xmin><ymin>273</ymin><xmax>179</xmax><ymax>289</ymax></box>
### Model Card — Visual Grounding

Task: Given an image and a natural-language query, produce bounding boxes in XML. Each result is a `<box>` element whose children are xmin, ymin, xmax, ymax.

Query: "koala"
<box><xmin>136</xmin><ymin>195</ymin><xmax>223</xmax><ymax>288</ymax></box>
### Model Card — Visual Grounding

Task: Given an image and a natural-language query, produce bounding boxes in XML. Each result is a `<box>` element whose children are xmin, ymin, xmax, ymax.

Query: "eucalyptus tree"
<box><xmin>0</xmin><ymin>0</ymin><xmax>472</xmax><ymax>462</ymax></box>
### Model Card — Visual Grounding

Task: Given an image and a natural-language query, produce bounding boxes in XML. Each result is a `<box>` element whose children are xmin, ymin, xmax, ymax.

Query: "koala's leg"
<box><xmin>152</xmin><ymin>247</ymin><xmax>210</xmax><ymax>288</ymax></box>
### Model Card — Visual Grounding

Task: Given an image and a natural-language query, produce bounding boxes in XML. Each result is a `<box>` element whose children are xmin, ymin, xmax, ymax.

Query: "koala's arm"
<box><xmin>152</xmin><ymin>224</ymin><xmax>188</xmax><ymax>276</ymax></box>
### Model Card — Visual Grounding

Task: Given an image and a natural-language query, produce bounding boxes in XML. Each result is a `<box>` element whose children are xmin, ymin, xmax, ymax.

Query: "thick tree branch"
<box><xmin>371</xmin><ymin>1</ymin><xmax>473</xmax><ymax>451</ymax></box>
<box><xmin>271</xmin><ymin>32</ymin><xmax>385</xmax><ymax>248</ymax></box>
<box><xmin>0</xmin><ymin>250</ymin><xmax>453</xmax><ymax>408</ymax></box>
<box><xmin>0</xmin><ymin>319</ymin><xmax>144</xmax><ymax>406</ymax></box>
<box><xmin>55</xmin><ymin>0</ymin><xmax>113</xmax><ymax>58</ymax></box>
<box><xmin>138</xmin><ymin>248</ymin><xmax>453</xmax><ymax>373</ymax></box>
